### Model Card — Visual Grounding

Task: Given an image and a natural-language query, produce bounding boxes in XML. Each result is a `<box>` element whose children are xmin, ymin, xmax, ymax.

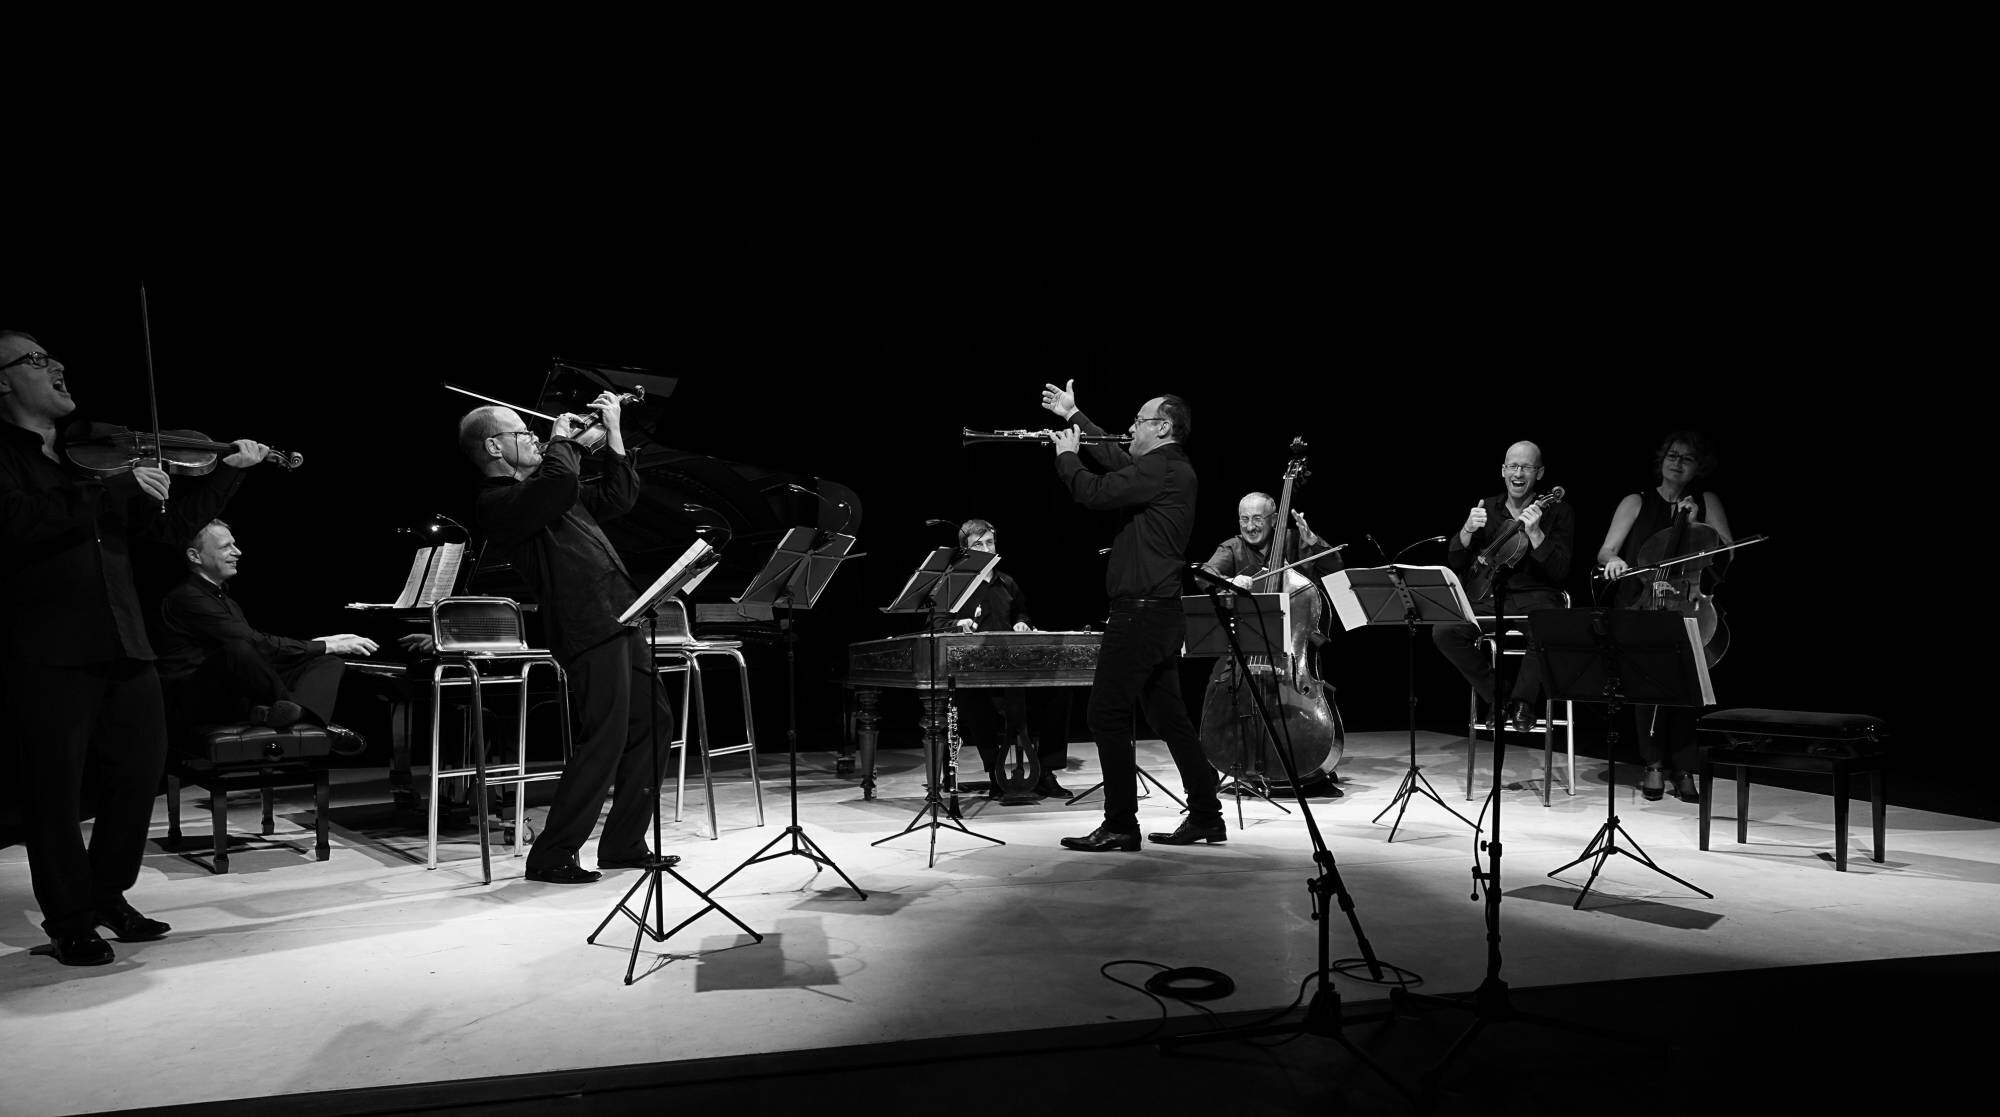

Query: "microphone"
<box><xmin>1187</xmin><ymin>562</ymin><xmax>1244</xmax><ymax>596</ymax></box>
<box><xmin>1367</xmin><ymin>534</ymin><xmax>1390</xmax><ymax>564</ymax></box>
<box><xmin>787</xmin><ymin>483</ymin><xmax>856</xmax><ymax>536</ymax></box>
<box><xmin>1394</xmin><ymin>535</ymin><xmax>1450</xmax><ymax>561</ymax></box>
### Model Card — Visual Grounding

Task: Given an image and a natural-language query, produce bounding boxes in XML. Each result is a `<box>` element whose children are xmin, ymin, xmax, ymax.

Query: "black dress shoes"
<box><xmin>597</xmin><ymin>850</ymin><xmax>681</xmax><ymax>871</ymax></box>
<box><xmin>1148</xmin><ymin>817</ymin><xmax>1228</xmax><ymax>845</ymax></box>
<box><xmin>50</xmin><ymin>929</ymin><xmax>115</xmax><ymax>966</ymax></box>
<box><xmin>1670</xmin><ymin>771</ymin><xmax>1701</xmax><ymax>804</ymax></box>
<box><xmin>249</xmin><ymin>700</ymin><xmax>303</xmax><ymax>729</ymax></box>
<box><xmin>1505</xmin><ymin>700</ymin><xmax>1536</xmax><ymax>733</ymax></box>
<box><xmin>326</xmin><ymin>723</ymin><xmax>368</xmax><ymax>756</ymax></box>
<box><xmin>1034</xmin><ymin>774</ymin><xmax>1072</xmax><ymax>799</ymax></box>
<box><xmin>1059</xmin><ymin>826</ymin><xmax>1141</xmax><ymax>852</ymax></box>
<box><xmin>96</xmin><ymin>900</ymin><xmax>170</xmax><ymax>942</ymax></box>
<box><xmin>524</xmin><ymin>860</ymin><xmax>602</xmax><ymax>884</ymax></box>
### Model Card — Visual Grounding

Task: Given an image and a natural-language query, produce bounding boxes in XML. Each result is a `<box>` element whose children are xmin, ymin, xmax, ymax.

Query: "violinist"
<box><xmin>0</xmin><ymin>329</ymin><xmax>271</xmax><ymax>966</ymax></box>
<box><xmin>1595</xmin><ymin>431</ymin><xmax>1733</xmax><ymax>803</ymax></box>
<box><xmin>1040</xmin><ymin>380</ymin><xmax>1221</xmax><ymax>852</ymax></box>
<box><xmin>156</xmin><ymin>519</ymin><xmax>375</xmax><ymax>752</ymax></box>
<box><xmin>461</xmin><ymin>395</ymin><xmax>675</xmax><ymax>884</ymax></box>
<box><xmin>1434</xmin><ymin>441</ymin><xmax>1575</xmax><ymax>732</ymax></box>
<box><xmin>935</xmin><ymin>519</ymin><xmax>1072</xmax><ymax>801</ymax></box>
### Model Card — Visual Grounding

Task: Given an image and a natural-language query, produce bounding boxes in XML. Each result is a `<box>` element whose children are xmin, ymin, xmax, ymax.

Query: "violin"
<box><xmin>1197</xmin><ymin>436</ymin><xmax>1344</xmax><ymax>789</ymax></box>
<box><xmin>1629</xmin><ymin>497</ymin><xmax>1729</xmax><ymax>666</ymax></box>
<box><xmin>1465</xmin><ymin>486</ymin><xmax>1566</xmax><ymax>602</ymax></box>
<box><xmin>64</xmin><ymin>421</ymin><xmax>303</xmax><ymax>478</ymax></box>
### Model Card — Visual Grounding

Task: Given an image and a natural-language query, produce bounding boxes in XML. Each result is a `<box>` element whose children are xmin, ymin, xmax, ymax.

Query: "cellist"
<box><xmin>1595</xmin><ymin>431</ymin><xmax>1734</xmax><ymax>803</ymax></box>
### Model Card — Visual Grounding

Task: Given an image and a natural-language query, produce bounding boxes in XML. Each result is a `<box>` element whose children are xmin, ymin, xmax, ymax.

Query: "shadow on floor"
<box><xmin>128</xmin><ymin>951</ymin><xmax>1993</xmax><ymax>1116</ymax></box>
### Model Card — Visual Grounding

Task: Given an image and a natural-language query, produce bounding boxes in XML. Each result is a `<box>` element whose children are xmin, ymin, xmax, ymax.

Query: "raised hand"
<box><xmin>1040</xmin><ymin>379</ymin><xmax>1077</xmax><ymax>420</ymax></box>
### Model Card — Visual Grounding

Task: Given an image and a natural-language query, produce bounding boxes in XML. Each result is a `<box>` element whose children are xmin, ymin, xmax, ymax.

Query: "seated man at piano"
<box><xmin>157</xmin><ymin>518</ymin><xmax>375</xmax><ymax>754</ymax></box>
<box><xmin>935</xmin><ymin>518</ymin><xmax>1071</xmax><ymax>801</ymax></box>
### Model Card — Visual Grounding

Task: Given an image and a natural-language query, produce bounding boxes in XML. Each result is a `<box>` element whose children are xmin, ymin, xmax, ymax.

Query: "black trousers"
<box><xmin>162</xmin><ymin>639</ymin><xmax>347</xmax><ymax>728</ymax></box>
<box><xmin>1086</xmin><ymin>603</ymin><xmax>1219</xmax><ymax>832</ymax></box>
<box><xmin>1634</xmin><ymin>704</ymin><xmax>1701</xmax><ymax>772</ymax></box>
<box><xmin>1</xmin><ymin>657</ymin><xmax>168</xmax><ymax>936</ymax></box>
<box><xmin>957</xmin><ymin>687</ymin><xmax>1071</xmax><ymax>781</ymax></box>
<box><xmin>1431</xmin><ymin>587</ymin><xmax>1569</xmax><ymax>709</ymax></box>
<box><xmin>528</xmin><ymin>630</ymin><xmax>672</xmax><ymax>870</ymax></box>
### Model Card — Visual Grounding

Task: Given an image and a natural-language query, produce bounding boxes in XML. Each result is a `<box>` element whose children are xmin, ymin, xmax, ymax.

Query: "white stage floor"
<box><xmin>3</xmin><ymin>730</ymin><xmax>1995</xmax><ymax>1115</ymax></box>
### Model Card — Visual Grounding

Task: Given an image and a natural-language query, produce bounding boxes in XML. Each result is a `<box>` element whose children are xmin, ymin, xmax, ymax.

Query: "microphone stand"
<box><xmin>1163</xmin><ymin>573</ymin><xmax>1415</xmax><ymax>1105</ymax></box>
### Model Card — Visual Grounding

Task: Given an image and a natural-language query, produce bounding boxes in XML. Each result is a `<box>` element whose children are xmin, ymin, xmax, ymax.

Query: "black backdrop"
<box><xmin>3</xmin><ymin>262</ymin><xmax>1974</xmax><ymax>817</ymax></box>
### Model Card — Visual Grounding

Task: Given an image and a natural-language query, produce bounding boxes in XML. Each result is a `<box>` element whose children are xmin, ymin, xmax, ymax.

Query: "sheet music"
<box><xmin>1321</xmin><ymin>564</ymin><xmax>1473</xmax><ymax>631</ymax></box>
<box><xmin>618</xmin><ymin>539</ymin><xmax>718</xmax><ymax>626</ymax></box>
<box><xmin>348</xmin><ymin>543</ymin><xmax>464</xmax><ymax>610</ymax></box>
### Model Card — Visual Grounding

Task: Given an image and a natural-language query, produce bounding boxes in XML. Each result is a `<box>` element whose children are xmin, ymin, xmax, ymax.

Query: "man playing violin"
<box><xmin>1040</xmin><ymin>380</ymin><xmax>1221</xmax><ymax>852</ymax></box>
<box><xmin>1595</xmin><ymin>431</ymin><xmax>1733</xmax><ymax>802</ymax></box>
<box><xmin>936</xmin><ymin>518</ymin><xmax>1072</xmax><ymax>801</ymax></box>
<box><xmin>1434</xmin><ymin>440</ymin><xmax>1575</xmax><ymax>733</ymax></box>
<box><xmin>0</xmin><ymin>329</ymin><xmax>272</xmax><ymax>966</ymax></box>
<box><xmin>156</xmin><ymin>519</ymin><xmax>375</xmax><ymax>751</ymax></box>
<box><xmin>459</xmin><ymin>393</ymin><xmax>675</xmax><ymax>885</ymax></box>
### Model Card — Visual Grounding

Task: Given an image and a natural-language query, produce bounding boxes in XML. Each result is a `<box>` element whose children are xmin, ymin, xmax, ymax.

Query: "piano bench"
<box><xmin>1696</xmin><ymin>708</ymin><xmax>1888</xmax><ymax>872</ymax></box>
<box><xmin>164</xmin><ymin>723</ymin><xmax>333</xmax><ymax>874</ymax></box>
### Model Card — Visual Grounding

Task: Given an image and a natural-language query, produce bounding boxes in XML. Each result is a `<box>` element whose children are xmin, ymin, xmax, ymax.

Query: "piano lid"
<box><xmin>536</xmin><ymin>358</ymin><xmax>678</xmax><ymax>442</ymax></box>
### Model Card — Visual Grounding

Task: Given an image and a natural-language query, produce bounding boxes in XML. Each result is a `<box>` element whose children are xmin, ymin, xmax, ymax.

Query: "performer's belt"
<box><xmin>1108</xmin><ymin>596</ymin><xmax>1181</xmax><ymax>609</ymax></box>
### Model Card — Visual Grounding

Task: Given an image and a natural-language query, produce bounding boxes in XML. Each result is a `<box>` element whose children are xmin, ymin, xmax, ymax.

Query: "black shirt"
<box><xmin>472</xmin><ymin>440</ymin><xmax>641</xmax><ymax>664</ymax></box>
<box><xmin>0</xmin><ymin>419</ymin><xmax>245</xmax><ymax>666</ymax></box>
<box><xmin>157</xmin><ymin>574</ymin><xmax>323</xmax><ymax>679</ymax></box>
<box><xmin>1055</xmin><ymin>410</ymin><xmax>1198</xmax><ymax>601</ymax></box>
<box><xmin>1446</xmin><ymin>492</ymin><xmax>1574</xmax><ymax>601</ymax></box>
<box><xmin>934</xmin><ymin>567</ymin><xmax>1031</xmax><ymax>632</ymax></box>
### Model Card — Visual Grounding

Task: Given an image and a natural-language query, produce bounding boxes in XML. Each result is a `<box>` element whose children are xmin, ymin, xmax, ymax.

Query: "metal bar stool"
<box><xmin>424</xmin><ymin>597</ymin><xmax>572</xmax><ymax>882</ymax></box>
<box><xmin>1465</xmin><ymin>608</ymin><xmax>1575</xmax><ymax>805</ymax></box>
<box><xmin>650</xmin><ymin>600</ymin><xmax>765</xmax><ymax>840</ymax></box>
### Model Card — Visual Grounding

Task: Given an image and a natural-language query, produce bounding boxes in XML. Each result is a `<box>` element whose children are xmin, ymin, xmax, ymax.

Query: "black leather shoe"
<box><xmin>1640</xmin><ymin>765</ymin><xmax>1667</xmax><ymax>802</ymax></box>
<box><xmin>1034</xmin><ymin>775</ymin><xmax>1072</xmax><ymax>799</ymax></box>
<box><xmin>326</xmin><ymin>723</ymin><xmax>367</xmax><ymax>756</ymax></box>
<box><xmin>1505</xmin><ymin>700</ymin><xmax>1536</xmax><ymax>733</ymax></box>
<box><xmin>524</xmin><ymin>860</ymin><xmax>602</xmax><ymax>884</ymax></box>
<box><xmin>597</xmin><ymin>850</ymin><xmax>681</xmax><ymax>871</ymax></box>
<box><xmin>1059</xmin><ymin>826</ymin><xmax>1140</xmax><ymax>852</ymax></box>
<box><xmin>96</xmin><ymin>900</ymin><xmax>170</xmax><ymax>942</ymax></box>
<box><xmin>1671</xmin><ymin>771</ymin><xmax>1701</xmax><ymax>804</ymax></box>
<box><xmin>249</xmin><ymin>700</ymin><xmax>303</xmax><ymax>729</ymax></box>
<box><xmin>1148</xmin><ymin>817</ymin><xmax>1227</xmax><ymax>845</ymax></box>
<box><xmin>50</xmin><ymin>929</ymin><xmax>115</xmax><ymax>966</ymax></box>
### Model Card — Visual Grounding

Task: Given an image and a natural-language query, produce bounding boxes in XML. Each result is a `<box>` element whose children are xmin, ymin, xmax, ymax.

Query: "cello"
<box><xmin>1627</xmin><ymin>498</ymin><xmax>1730</xmax><ymax>667</ymax></box>
<box><xmin>1196</xmin><ymin>437</ymin><xmax>1344</xmax><ymax>791</ymax></box>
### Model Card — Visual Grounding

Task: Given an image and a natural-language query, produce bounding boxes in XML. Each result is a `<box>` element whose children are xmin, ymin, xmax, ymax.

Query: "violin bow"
<box><xmin>139</xmin><ymin>282</ymin><xmax>165</xmax><ymax>512</ymax></box>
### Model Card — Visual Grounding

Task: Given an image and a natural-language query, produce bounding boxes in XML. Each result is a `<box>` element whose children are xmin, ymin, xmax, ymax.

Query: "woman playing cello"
<box><xmin>1595</xmin><ymin>430</ymin><xmax>1735</xmax><ymax>803</ymax></box>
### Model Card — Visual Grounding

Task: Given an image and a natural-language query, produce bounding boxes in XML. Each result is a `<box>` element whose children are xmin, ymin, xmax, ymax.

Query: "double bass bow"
<box><xmin>1196</xmin><ymin>437</ymin><xmax>1344</xmax><ymax>789</ymax></box>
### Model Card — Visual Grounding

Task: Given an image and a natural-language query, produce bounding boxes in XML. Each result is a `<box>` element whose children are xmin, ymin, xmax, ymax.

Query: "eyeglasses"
<box><xmin>1662</xmin><ymin>451</ymin><xmax>1699</xmax><ymax>466</ymax></box>
<box><xmin>1501</xmin><ymin>464</ymin><xmax>1540</xmax><ymax>475</ymax></box>
<box><xmin>494</xmin><ymin>430</ymin><xmax>543</xmax><ymax>449</ymax></box>
<box><xmin>1132</xmin><ymin>414</ymin><xmax>1168</xmax><ymax>428</ymax></box>
<box><xmin>1238</xmin><ymin>515</ymin><xmax>1272</xmax><ymax>525</ymax></box>
<box><xmin>0</xmin><ymin>351</ymin><xmax>55</xmax><ymax>373</ymax></box>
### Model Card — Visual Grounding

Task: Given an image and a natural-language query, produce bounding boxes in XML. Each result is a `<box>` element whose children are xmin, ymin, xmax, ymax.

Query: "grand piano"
<box><xmin>844</xmin><ymin>630</ymin><xmax>1100</xmax><ymax>798</ymax></box>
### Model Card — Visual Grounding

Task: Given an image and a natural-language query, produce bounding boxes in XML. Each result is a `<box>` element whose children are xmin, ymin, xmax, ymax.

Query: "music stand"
<box><xmin>704</xmin><ymin>527</ymin><xmax>868</xmax><ymax>899</ymax></box>
<box><xmin>1536</xmin><ymin>607</ymin><xmax>1715</xmax><ymax>908</ymax></box>
<box><xmin>1324</xmin><ymin>565</ymin><xmax>1484</xmax><ymax>840</ymax></box>
<box><xmin>588</xmin><ymin>538</ymin><xmax>764</xmax><ymax>985</ymax></box>
<box><xmin>1159</xmin><ymin>575</ymin><xmax>1415</xmax><ymax>1105</ymax></box>
<box><xmin>871</xmin><ymin>546</ymin><xmax>1005</xmax><ymax>866</ymax></box>
<box><xmin>1182</xmin><ymin>591</ymin><xmax>1291</xmax><ymax>822</ymax></box>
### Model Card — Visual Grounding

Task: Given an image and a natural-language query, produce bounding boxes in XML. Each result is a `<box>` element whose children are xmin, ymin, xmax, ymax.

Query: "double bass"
<box><xmin>1196</xmin><ymin>438</ymin><xmax>1344</xmax><ymax>789</ymax></box>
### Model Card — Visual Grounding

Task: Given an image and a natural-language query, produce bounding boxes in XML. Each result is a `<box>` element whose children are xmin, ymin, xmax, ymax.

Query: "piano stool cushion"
<box><xmin>1697</xmin><ymin>709</ymin><xmax>1887</xmax><ymax>760</ymax></box>
<box><xmin>174</xmin><ymin>723</ymin><xmax>336</xmax><ymax>768</ymax></box>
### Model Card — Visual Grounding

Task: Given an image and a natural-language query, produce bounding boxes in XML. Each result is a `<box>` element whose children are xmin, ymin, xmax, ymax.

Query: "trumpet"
<box><xmin>961</xmin><ymin>427</ymin><xmax>1129</xmax><ymax>446</ymax></box>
